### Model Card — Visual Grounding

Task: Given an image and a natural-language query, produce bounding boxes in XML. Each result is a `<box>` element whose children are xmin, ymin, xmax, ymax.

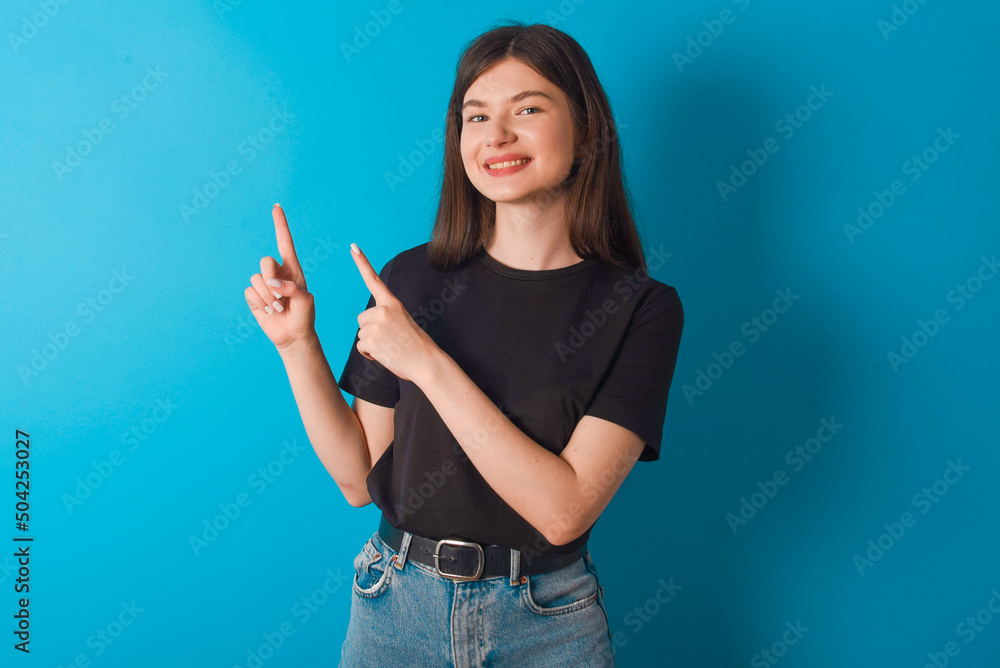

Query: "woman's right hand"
<box><xmin>244</xmin><ymin>204</ymin><xmax>318</xmax><ymax>355</ymax></box>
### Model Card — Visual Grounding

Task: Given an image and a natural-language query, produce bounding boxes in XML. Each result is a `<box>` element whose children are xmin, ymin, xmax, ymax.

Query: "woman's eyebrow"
<box><xmin>462</xmin><ymin>90</ymin><xmax>554</xmax><ymax>111</ymax></box>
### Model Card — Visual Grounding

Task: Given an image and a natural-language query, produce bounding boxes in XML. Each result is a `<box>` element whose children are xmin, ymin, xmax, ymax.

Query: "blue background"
<box><xmin>3</xmin><ymin>0</ymin><xmax>998</xmax><ymax>666</ymax></box>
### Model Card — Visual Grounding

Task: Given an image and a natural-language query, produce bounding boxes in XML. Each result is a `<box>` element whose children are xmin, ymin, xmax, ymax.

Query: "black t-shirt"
<box><xmin>337</xmin><ymin>242</ymin><xmax>683</xmax><ymax>559</ymax></box>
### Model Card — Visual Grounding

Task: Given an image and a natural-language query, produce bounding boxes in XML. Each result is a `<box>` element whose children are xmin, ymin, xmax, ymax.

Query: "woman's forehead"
<box><xmin>465</xmin><ymin>59</ymin><xmax>553</xmax><ymax>99</ymax></box>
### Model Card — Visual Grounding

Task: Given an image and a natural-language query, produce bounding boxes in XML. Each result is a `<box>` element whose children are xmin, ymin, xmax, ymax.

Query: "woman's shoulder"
<box><xmin>384</xmin><ymin>241</ymin><xmax>482</xmax><ymax>278</ymax></box>
<box><xmin>377</xmin><ymin>242</ymin><xmax>431</xmax><ymax>276</ymax></box>
<box><xmin>588</xmin><ymin>256</ymin><xmax>681</xmax><ymax>307</ymax></box>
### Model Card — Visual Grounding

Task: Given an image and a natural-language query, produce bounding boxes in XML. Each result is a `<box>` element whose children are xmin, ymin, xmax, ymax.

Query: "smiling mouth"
<box><xmin>485</xmin><ymin>157</ymin><xmax>532</xmax><ymax>170</ymax></box>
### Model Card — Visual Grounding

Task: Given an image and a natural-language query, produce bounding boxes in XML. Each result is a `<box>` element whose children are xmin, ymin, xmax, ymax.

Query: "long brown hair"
<box><xmin>426</xmin><ymin>21</ymin><xmax>648</xmax><ymax>273</ymax></box>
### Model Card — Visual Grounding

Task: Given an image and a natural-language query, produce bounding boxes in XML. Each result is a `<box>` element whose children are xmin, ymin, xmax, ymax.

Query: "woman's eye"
<box><xmin>465</xmin><ymin>107</ymin><xmax>541</xmax><ymax>123</ymax></box>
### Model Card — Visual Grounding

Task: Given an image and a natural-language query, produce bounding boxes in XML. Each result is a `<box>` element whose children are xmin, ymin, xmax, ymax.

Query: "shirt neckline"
<box><xmin>477</xmin><ymin>247</ymin><xmax>598</xmax><ymax>280</ymax></box>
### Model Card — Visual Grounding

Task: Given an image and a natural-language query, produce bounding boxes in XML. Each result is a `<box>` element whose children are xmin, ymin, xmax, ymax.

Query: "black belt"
<box><xmin>378</xmin><ymin>514</ymin><xmax>587</xmax><ymax>581</ymax></box>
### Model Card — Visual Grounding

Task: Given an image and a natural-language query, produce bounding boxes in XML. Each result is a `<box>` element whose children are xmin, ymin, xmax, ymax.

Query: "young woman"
<box><xmin>245</xmin><ymin>21</ymin><xmax>684</xmax><ymax>667</ymax></box>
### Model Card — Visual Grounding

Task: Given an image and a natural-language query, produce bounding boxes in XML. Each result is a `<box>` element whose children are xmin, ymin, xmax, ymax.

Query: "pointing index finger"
<box><xmin>272</xmin><ymin>204</ymin><xmax>303</xmax><ymax>275</ymax></box>
<box><xmin>351</xmin><ymin>243</ymin><xmax>394</xmax><ymax>305</ymax></box>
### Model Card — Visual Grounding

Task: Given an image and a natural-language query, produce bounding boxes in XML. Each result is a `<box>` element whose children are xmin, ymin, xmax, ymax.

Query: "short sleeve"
<box><xmin>583</xmin><ymin>285</ymin><xmax>684</xmax><ymax>462</ymax></box>
<box><xmin>337</xmin><ymin>257</ymin><xmax>400</xmax><ymax>408</ymax></box>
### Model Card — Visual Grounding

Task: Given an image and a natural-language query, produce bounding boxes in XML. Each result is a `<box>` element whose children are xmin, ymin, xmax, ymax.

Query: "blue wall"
<box><xmin>3</xmin><ymin>0</ymin><xmax>997</xmax><ymax>666</ymax></box>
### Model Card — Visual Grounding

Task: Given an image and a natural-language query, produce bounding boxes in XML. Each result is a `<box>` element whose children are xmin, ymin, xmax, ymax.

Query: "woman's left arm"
<box><xmin>349</xmin><ymin>243</ymin><xmax>645</xmax><ymax>547</ymax></box>
<box><xmin>414</xmin><ymin>348</ymin><xmax>645</xmax><ymax>547</ymax></box>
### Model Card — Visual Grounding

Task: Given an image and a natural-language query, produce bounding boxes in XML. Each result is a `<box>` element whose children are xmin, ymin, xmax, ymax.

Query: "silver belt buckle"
<box><xmin>433</xmin><ymin>539</ymin><xmax>485</xmax><ymax>581</ymax></box>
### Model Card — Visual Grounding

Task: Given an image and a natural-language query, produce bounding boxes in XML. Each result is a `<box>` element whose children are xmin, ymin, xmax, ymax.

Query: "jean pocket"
<box><xmin>352</xmin><ymin>533</ymin><xmax>393</xmax><ymax>599</ymax></box>
<box><xmin>521</xmin><ymin>556</ymin><xmax>599</xmax><ymax>616</ymax></box>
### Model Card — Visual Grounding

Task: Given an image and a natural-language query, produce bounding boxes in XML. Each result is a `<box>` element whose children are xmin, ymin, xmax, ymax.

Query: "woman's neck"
<box><xmin>485</xmin><ymin>197</ymin><xmax>581</xmax><ymax>271</ymax></box>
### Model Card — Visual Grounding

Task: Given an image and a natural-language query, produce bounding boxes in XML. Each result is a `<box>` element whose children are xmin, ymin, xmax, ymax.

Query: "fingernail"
<box><xmin>274</xmin><ymin>203</ymin><xmax>281</xmax><ymax>208</ymax></box>
<box><xmin>264</xmin><ymin>305</ymin><xmax>274</xmax><ymax>315</ymax></box>
<box><xmin>266</xmin><ymin>278</ymin><xmax>282</xmax><ymax>288</ymax></box>
<box><xmin>272</xmin><ymin>300</ymin><xmax>284</xmax><ymax>312</ymax></box>
<box><xmin>351</xmin><ymin>243</ymin><xmax>360</xmax><ymax>255</ymax></box>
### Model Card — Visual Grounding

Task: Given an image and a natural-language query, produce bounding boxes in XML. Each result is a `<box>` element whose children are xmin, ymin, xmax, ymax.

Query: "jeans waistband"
<box><xmin>377</xmin><ymin>514</ymin><xmax>586</xmax><ymax>580</ymax></box>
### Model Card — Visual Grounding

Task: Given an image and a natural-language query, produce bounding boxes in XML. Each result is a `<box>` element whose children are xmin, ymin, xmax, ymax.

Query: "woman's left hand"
<box><xmin>349</xmin><ymin>242</ymin><xmax>439</xmax><ymax>384</ymax></box>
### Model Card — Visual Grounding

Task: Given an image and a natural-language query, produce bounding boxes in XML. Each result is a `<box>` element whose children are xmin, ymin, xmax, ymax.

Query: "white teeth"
<box><xmin>487</xmin><ymin>158</ymin><xmax>530</xmax><ymax>169</ymax></box>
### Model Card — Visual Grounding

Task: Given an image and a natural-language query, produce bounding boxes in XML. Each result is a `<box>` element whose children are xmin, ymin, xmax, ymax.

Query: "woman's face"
<box><xmin>460</xmin><ymin>58</ymin><xmax>579</xmax><ymax>206</ymax></box>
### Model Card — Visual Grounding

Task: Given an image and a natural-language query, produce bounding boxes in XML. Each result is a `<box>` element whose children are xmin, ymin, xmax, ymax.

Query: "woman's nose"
<box><xmin>486</xmin><ymin>120</ymin><xmax>514</xmax><ymax>147</ymax></box>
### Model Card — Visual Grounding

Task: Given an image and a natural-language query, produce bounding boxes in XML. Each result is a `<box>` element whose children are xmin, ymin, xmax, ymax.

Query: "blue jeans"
<box><xmin>339</xmin><ymin>528</ymin><xmax>616</xmax><ymax>667</ymax></box>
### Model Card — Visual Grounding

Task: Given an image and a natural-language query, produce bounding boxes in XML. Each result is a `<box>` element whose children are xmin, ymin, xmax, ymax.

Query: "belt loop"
<box><xmin>395</xmin><ymin>531</ymin><xmax>412</xmax><ymax>570</ymax></box>
<box><xmin>509</xmin><ymin>548</ymin><xmax>520</xmax><ymax>586</ymax></box>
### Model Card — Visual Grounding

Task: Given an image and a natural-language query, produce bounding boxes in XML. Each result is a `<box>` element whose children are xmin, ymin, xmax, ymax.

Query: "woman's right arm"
<box><xmin>277</xmin><ymin>334</ymin><xmax>374</xmax><ymax>507</ymax></box>
<box><xmin>244</xmin><ymin>204</ymin><xmax>380</xmax><ymax>508</ymax></box>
